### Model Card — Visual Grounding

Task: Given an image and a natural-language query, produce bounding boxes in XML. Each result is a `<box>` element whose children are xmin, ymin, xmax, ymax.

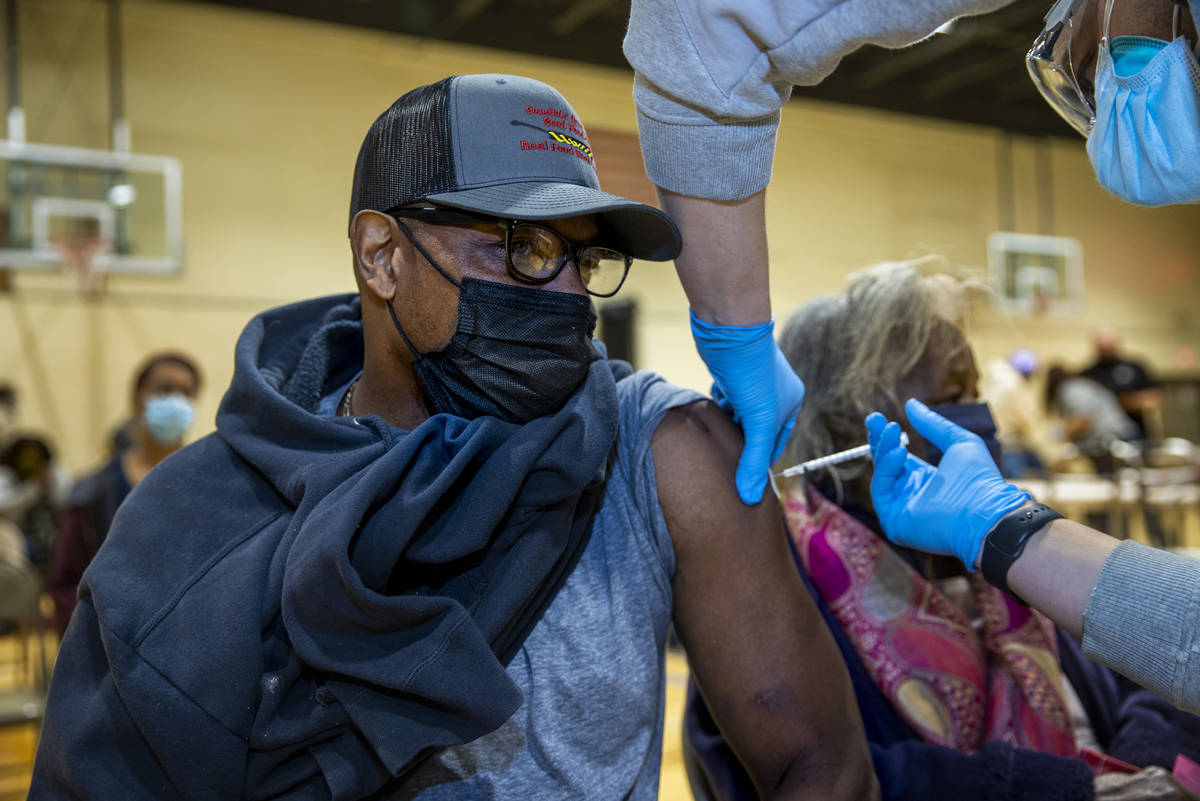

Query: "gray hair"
<box><xmin>778</xmin><ymin>259</ymin><xmax>960</xmax><ymax>487</ymax></box>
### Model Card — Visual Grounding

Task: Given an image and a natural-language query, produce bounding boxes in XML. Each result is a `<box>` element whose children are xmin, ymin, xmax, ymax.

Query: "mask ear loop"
<box><xmin>392</xmin><ymin>218</ymin><xmax>462</xmax><ymax>289</ymax></box>
<box><xmin>386</xmin><ymin>300</ymin><xmax>424</xmax><ymax>361</ymax></box>
<box><xmin>388</xmin><ymin>217</ymin><xmax>464</xmax><ymax>361</ymax></box>
<box><xmin>1102</xmin><ymin>0</ymin><xmax>1114</xmax><ymax>50</ymax></box>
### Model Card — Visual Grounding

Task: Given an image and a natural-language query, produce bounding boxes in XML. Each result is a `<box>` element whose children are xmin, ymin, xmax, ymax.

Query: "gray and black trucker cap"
<box><xmin>349</xmin><ymin>74</ymin><xmax>681</xmax><ymax>262</ymax></box>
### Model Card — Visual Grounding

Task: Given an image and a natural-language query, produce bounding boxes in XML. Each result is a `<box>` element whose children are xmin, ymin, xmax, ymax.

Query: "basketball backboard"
<box><xmin>987</xmin><ymin>231</ymin><xmax>1083</xmax><ymax>315</ymax></box>
<box><xmin>0</xmin><ymin>139</ymin><xmax>182</xmax><ymax>275</ymax></box>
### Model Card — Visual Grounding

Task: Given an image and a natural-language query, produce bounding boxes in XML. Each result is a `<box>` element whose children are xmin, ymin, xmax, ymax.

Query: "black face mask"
<box><xmin>924</xmin><ymin>401</ymin><xmax>1003</xmax><ymax>469</ymax></box>
<box><xmin>388</xmin><ymin>240</ymin><xmax>599</xmax><ymax>424</ymax></box>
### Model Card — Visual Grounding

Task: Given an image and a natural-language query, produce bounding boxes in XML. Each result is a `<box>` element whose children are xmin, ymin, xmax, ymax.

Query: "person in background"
<box><xmin>686</xmin><ymin>263</ymin><xmax>1200</xmax><ymax>801</ymax></box>
<box><xmin>1044</xmin><ymin>363</ymin><xmax>1147</xmax><ymax>536</ymax></box>
<box><xmin>0</xmin><ymin>434</ymin><xmax>65</xmax><ymax>573</ymax></box>
<box><xmin>982</xmin><ymin>348</ymin><xmax>1048</xmax><ymax>479</ymax></box>
<box><xmin>0</xmin><ymin>383</ymin><xmax>70</xmax><ymax>570</ymax></box>
<box><xmin>1044</xmin><ymin>364</ymin><xmax>1140</xmax><ymax>476</ymax></box>
<box><xmin>46</xmin><ymin>352</ymin><xmax>201</xmax><ymax>635</ymax></box>
<box><xmin>0</xmin><ymin>383</ymin><xmax>15</xmax><ymax>444</ymax></box>
<box><xmin>622</xmin><ymin>0</ymin><xmax>1200</xmax><ymax>504</ymax></box>
<box><xmin>106</xmin><ymin>418</ymin><xmax>136</xmax><ymax>456</ymax></box>
<box><xmin>1081</xmin><ymin>326</ymin><xmax>1162</xmax><ymax>439</ymax></box>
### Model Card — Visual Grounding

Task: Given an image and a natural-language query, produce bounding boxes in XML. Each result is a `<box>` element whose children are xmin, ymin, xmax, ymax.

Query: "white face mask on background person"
<box><xmin>143</xmin><ymin>393</ymin><xmax>195</xmax><ymax>445</ymax></box>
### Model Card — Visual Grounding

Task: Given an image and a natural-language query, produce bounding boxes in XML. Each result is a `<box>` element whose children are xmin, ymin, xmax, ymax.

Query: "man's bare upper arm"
<box><xmin>653</xmin><ymin>400</ymin><xmax>877</xmax><ymax>801</ymax></box>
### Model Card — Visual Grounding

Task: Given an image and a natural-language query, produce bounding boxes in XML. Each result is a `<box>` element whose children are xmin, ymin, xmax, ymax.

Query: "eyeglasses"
<box><xmin>389</xmin><ymin>206</ymin><xmax>633</xmax><ymax>298</ymax></box>
<box><xmin>1027</xmin><ymin>0</ymin><xmax>1097</xmax><ymax>137</ymax></box>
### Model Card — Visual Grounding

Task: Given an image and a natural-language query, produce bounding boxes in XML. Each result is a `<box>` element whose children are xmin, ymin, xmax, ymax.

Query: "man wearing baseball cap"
<box><xmin>31</xmin><ymin>75</ymin><xmax>876</xmax><ymax>801</ymax></box>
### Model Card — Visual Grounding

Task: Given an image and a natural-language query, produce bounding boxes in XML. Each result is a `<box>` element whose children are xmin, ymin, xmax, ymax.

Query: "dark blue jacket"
<box><xmin>30</xmin><ymin>294</ymin><xmax>619</xmax><ymax>801</ymax></box>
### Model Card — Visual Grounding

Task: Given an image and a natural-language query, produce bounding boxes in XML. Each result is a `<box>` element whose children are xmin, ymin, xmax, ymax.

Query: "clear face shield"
<box><xmin>1027</xmin><ymin>0</ymin><xmax>1196</xmax><ymax>137</ymax></box>
<box><xmin>1027</xmin><ymin>0</ymin><xmax>1100</xmax><ymax>136</ymax></box>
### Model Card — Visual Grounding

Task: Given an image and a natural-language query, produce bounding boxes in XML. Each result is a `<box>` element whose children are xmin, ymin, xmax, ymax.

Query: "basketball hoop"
<box><xmin>52</xmin><ymin>232</ymin><xmax>111</xmax><ymax>299</ymax></box>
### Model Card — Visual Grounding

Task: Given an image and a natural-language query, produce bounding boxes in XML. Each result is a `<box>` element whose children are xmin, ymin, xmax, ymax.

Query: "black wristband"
<box><xmin>980</xmin><ymin>503</ymin><xmax>1063</xmax><ymax>604</ymax></box>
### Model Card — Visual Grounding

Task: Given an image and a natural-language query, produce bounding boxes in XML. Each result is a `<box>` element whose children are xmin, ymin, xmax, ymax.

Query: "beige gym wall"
<box><xmin>3</xmin><ymin>0</ymin><xmax>1199</xmax><ymax>472</ymax></box>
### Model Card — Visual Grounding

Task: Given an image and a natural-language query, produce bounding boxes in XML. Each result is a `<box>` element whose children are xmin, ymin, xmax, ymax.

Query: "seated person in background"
<box><xmin>0</xmin><ymin>383</ymin><xmax>70</xmax><ymax>568</ymax></box>
<box><xmin>32</xmin><ymin>75</ymin><xmax>876</xmax><ymax>801</ymax></box>
<box><xmin>0</xmin><ymin>382</ymin><xmax>15</xmax><ymax>444</ymax></box>
<box><xmin>46</xmin><ymin>351</ymin><xmax>201</xmax><ymax>635</ymax></box>
<box><xmin>982</xmin><ymin>348</ymin><xmax>1047</xmax><ymax>480</ymax></box>
<box><xmin>1044</xmin><ymin>364</ymin><xmax>1140</xmax><ymax>476</ymax></box>
<box><xmin>685</xmin><ymin>262</ymin><xmax>1200</xmax><ymax>801</ymax></box>
<box><xmin>1082</xmin><ymin>326</ymin><xmax>1161</xmax><ymax>440</ymax></box>
<box><xmin>0</xmin><ymin>434</ymin><xmax>66</xmax><ymax>572</ymax></box>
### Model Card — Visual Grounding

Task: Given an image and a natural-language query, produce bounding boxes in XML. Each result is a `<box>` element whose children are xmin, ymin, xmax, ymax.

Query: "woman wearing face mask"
<box><xmin>46</xmin><ymin>352</ymin><xmax>201</xmax><ymax>635</ymax></box>
<box><xmin>685</xmin><ymin>262</ymin><xmax>1200</xmax><ymax>801</ymax></box>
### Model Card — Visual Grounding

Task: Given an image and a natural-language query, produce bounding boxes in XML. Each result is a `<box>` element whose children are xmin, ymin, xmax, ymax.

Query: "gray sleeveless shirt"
<box><xmin>386</xmin><ymin>371</ymin><xmax>700</xmax><ymax>801</ymax></box>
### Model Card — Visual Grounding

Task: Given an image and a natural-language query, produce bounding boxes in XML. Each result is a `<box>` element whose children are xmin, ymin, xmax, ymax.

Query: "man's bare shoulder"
<box><xmin>652</xmin><ymin>399</ymin><xmax>743</xmax><ymax>476</ymax></box>
<box><xmin>650</xmin><ymin>399</ymin><xmax>782</xmax><ymax>558</ymax></box>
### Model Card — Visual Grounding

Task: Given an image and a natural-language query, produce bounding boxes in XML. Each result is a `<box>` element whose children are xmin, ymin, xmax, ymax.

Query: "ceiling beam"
<box><xmin>550</xmin><ymin>0</ymin><xmax>611</xmax><ymax>35</ymax></box>
<box><xmin>919</xmin><ymin>50</ymin><xmax>1021</xmax><ymax>100</ymax></box>
<box><xmin>452</xmin><ymin>0</ymin><xmax>493</xmax><ymax>24</ymax></box>
<box><xmin>854</xmin><ymin>24</ymin><xmax>983</xmax><ymax>89</ymax></box>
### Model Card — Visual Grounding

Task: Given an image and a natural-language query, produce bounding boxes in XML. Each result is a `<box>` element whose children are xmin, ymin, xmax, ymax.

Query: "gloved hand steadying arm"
<box><xmin>865</xmin><ymin>398</ymin><xmax>1030</xmax><ymax>570</ymax></box>
<box><xmin>691</xmin><ymin>311</ymin><xmax>805</xmax><ymax>504</ymax></box>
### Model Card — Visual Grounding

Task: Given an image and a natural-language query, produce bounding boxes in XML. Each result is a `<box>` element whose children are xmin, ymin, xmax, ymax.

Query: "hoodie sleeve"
<box><xmin>29</xmin><ymin>599</ymin><xmax>183</xmax><ymax>800</ymax></box>
<box><xmin>623</xmin><ymin>0</ymin><xmax>1015</xmax><ymax>200</ymax></box>
<box><xmin>870</xmin><ymin>741</ymin><xmax>1094</xmax><ymax>801</ymax></box>
<box><xmin>1083</xmin><ymin>541</ymin><xmax>1200</xmax><ymax>716</ymax></box>
<box><xmin>30</xmin><ymin>594</ymin><xmax>252</xmax><ymax>801</ymax></box>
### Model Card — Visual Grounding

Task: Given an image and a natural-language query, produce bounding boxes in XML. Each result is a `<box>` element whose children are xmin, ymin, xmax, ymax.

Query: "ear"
<box><xmin>350</xmin><ymin>210</ymin><xmax>404</xmax><ymax>302</ymax></box>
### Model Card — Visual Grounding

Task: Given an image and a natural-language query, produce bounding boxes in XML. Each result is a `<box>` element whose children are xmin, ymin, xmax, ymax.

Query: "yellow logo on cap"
<box><xmin>511</xmin><ymin>120</ymin><xmax>594</xmax><ymax>163</ymax></box>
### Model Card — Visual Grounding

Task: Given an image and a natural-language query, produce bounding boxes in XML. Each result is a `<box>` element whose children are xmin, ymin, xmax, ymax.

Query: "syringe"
<box><xmin>774</xmin><ymin>433</ymin><xmax>909</xmax><ymax>479</ymax></box>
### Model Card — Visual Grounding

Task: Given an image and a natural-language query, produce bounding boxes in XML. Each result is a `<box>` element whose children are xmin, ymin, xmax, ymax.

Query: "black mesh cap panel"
<box><xmin>349</xmin><ymin>77</ymin><xmax>457</xmax><ymax>231</ymax></box>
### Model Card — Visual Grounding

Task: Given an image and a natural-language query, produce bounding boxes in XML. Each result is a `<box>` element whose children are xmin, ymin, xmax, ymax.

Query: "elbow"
<box><xmin>766</xmin><ymin>743</ymin><xmax>880</xmax><ymax>801</ymax></box>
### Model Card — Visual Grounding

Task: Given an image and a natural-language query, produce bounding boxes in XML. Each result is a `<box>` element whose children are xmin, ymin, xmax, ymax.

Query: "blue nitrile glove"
<box><xmin>864</xmin><ymin>398</ymin><xmax>1031</xmax><ymax>570</ymax></box>
<box><xmin>691</xmin><ymin>311</ymin><xmax>806</xmax><ymax>504</ymax></box>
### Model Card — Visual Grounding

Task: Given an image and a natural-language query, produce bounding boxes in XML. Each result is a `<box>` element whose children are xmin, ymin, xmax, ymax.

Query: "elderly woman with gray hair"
<box><xmin>683</xmin><ymin>262</ymin><xmax>1200</xmax><ymax>801</ymax></box>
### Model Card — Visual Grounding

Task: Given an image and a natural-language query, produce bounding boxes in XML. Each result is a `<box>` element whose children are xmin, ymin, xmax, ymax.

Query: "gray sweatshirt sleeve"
<box><xmin>623</xmin><ymin>0</ymin><xmax>1015</xmax><ymax>200</ymax></box>
<box><xmin>1082</xmin><ymin>541</ymin><xmax>1200</xmax><ymax>714</ymax></box>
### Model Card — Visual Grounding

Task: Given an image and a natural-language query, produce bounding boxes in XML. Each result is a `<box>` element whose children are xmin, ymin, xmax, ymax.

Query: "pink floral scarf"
<box><xmin>785</xmin><ymin>485</ymin><xmax>1076</xmax><ymax>756</ymax></box>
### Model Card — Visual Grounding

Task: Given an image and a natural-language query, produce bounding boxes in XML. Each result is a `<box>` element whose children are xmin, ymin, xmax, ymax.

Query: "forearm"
<box><xmin>656</xmin><ymin>188</ymin><xmax>771</xmax><ymax>325</ymax></box>
<box><xmin>1064</xmin><ymin>415</ymin><xmax>1092</xmax><ymax>440</ymax></box>
<box><xmin>1000</xmin><ymin>516</ymin><xmax>1200</xmax><ymax>713</ymax></box>
<box><xmin>1001</xmin><ymin>516</ymin><xmax>1119</xmax><ymax>639</ymax></box>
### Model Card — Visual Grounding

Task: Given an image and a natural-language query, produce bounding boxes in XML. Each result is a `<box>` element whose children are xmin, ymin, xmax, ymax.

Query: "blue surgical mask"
<box><xmin>1086</xmin><ymin>33</ymin><xmax>1200</xmax><ymax>206</ymax></box>
<box><xmin>144</xmin><ymin>394</ymin><xmax>194</xmax><ymax>445</ymax></box>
